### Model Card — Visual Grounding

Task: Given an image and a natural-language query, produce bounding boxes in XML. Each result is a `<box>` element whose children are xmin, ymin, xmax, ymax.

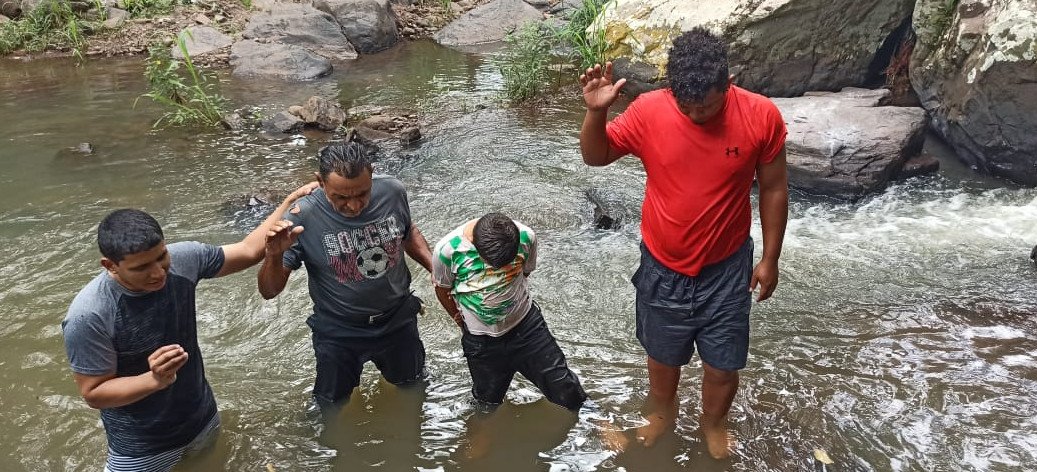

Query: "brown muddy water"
<box><xmin>1</xmin><ymin>40</ymin><xmax>1036</xmax><ymax>471</ymax></box>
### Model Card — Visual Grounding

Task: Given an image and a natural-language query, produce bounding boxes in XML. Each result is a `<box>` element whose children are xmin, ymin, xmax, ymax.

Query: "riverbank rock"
<box><xmin>295</xmin><ymin>96</ymin><xmax>347</xmax><ymax>131</ymax></box>
<box><xmin>895</xmin><ymin>153</ymin><xmax>941</xmax><ymax>180</ymax></box>
<box><xmin>230</xmin><ymin>40</ymin><xmax>333</xmax><ymax>80</ymax></box>
<box><xmin>171</xmin><ymin>26</ymin><xmax>232</xmax><ymax>58</ymax></box>
<box><xmin>0</xmin><ymin>0</ymin><xmax>19</xmax><ymax>18</ymax></box>
<box><xmin>596</xmin><ymin>0</ymin><xmax>914</xmax><ymax>97</ymax></box>
<box><xmin>314</xmin><ymin>0</ymin><xmax>399</xmax><ymax>53</ymax></box>
<box><xmin>773</xmin><ymin>88</ymin><xmax>929</xmax><ymax>200</ymax></box>
<box><xmin>243</xmin><ymin>3</ymin><xmax>359</xmax><ymax>61</ymax></box>
<box><xmin>434</xmin><ymin>0</ymin><xmax>542</xmax><ymax>47</ymax></box>
<box><xmin>910</xmin><ymin>0</ymin><xmax>1037</xmax><ymax>186</ymax></box>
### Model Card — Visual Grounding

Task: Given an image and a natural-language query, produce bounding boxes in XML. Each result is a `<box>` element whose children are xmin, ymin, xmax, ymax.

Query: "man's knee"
<box><xmin>702</xmin><ymin>362</ymin><xmax>739</xmax><ymax>384</ymax></box>
<box><xmin>545</xmin><ymin>374</ymin><xmax>587</xmax><ymax>412</ymax></box>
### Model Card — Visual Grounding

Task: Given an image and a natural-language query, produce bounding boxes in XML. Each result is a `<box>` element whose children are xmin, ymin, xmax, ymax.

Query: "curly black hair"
<box><xmin>666</xmin><ymin>27</ymin><xmax>729</xmax><ymax>103</ymax></box>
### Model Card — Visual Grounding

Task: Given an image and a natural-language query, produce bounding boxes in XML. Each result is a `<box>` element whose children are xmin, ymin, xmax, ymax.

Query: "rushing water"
<box><xmin>1</xmin><ymin>41</ymin><xmax>1035</xmax><ymax>472</ymax></box>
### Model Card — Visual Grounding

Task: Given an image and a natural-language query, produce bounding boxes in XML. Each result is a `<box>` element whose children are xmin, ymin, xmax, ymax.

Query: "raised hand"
<box><xmin>265</xmin><ymin>220</ymin><xmax>303</xmax><ymax>256</ymax></box>
<box><xmin>148</xmin><ymin>344</ymin><xmax>188</xmax><ymax>388</ymax></box>
<box><xmin>580</xmin><ymin>62</ymin><xmax>627</xmax><ymax>112</ymax></box>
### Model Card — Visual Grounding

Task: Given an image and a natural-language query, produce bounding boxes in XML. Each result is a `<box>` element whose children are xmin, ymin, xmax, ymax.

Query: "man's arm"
<box><xmin>434</xmin><ymin>285</ymin><xmax>463</xmax><ymax>327</ymax></box>
<box><xmin>216</xmin><ymin>182</ymin><xmax>318</xmax><ymax>278</ymax></box>
<box><xmin>404</xmin><ymin>224</ymin><xmax>433</xmax><ymax>273</ymax></box>
<box><xmin>73</xmin><ymin>344</ymin><xmax>186</xmax><ymax>409</ymax></box>
<box><xmin>751</xmin><ymin>147</ymin><xmax>789</xmax><ymax>302</ymax></box>
<box><xmin>579</xmin><ymin>62</ymin><xmax>627</xmax><ymax>167</ymax></box>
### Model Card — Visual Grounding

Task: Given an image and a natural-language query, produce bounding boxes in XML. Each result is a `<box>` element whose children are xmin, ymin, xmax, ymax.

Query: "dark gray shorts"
<box><xmin>632</xmin><ymin>238</ymin><xmax>753</xmax><ymax>371</ymax></box>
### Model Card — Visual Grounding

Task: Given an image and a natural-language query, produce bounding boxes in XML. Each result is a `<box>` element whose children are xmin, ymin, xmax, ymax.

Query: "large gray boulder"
<box><xmin>172</xmin><ymin>26</ymin><xmax>232</xmax><ymax>59</ymax></box>
<box><xmin>313</xmin><ymin>0</ymin><xmax>399</xmax><ymax>54</ymax></box>
<box><xmin>230</xmin><ymin>40</ymin><xmax>333</xmax><ymax>81</ymax></box>
<box><xmin>772</xmin><ymin>88</ymin><xmax>929</xmax><ymax>200</ymax></box>
<box><xmin>596</xmin><ymin>0</ymin><xmax>914</xmax><ymax>97</ymax></box>
<box><xmin>243</xmin><ymin>4</ymin><xmax>358</xmax><ymax>61</ymax></box>
<box><xmin>434</xmin><ymin>0</ymin><xmax>543</xmax><ymax>47</ymax></box>
<box><xmin>911</xmin><ymin>0</ymin><xmax>1037</xmax><ymax>185</ymax></box>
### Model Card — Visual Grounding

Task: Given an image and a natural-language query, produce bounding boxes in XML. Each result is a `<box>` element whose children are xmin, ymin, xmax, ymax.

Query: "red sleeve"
<box><xmin>605</xmin><ymin>96</ymin><xmax>646</xmax><ymax>157</ymax></box>
<box><xmin>758</xmin><ymin>99</ymin><xmax>787</xmax><ymax>164</ymax></box>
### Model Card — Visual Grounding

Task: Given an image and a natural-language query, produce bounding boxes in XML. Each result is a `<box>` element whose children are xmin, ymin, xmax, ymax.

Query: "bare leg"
<box><xmin>700</xmin><ymin>362</ymin><xmax>738</xmax><ymax>459</ymax></box>
<box><xmin>637</xmin><ymin>356</ymin><xmax>680</xmax><ymax>447</ymax></box>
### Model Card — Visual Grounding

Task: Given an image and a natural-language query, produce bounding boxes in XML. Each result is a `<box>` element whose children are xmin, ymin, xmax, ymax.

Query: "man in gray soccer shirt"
<box><xmin>258</xmin><ymin>141</ymin><xmax>434</xmax><ymax>407</ymax></box>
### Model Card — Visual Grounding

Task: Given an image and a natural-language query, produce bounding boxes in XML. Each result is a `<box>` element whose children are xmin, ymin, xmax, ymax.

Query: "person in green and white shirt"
<box><xmin>432</xmin><ymin>212</ymin><xmax>586</xmax><ymax>411</ymax></box>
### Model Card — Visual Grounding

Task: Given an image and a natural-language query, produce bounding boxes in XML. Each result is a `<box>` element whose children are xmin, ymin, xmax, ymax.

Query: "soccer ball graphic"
<box><xmin>356</xmin><ymin>247</ymin><xmax>389</xmax><ymax>279</ymax></box>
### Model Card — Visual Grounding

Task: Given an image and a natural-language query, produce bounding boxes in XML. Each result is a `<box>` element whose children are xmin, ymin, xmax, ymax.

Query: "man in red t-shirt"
<box><xmin>579</xmin><ymin>28</ymin><xmax>789</xmax><ymax>459</ymax></box>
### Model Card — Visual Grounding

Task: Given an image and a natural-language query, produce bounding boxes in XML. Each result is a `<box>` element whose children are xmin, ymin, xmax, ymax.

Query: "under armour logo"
<box><xmin>725</xmin><ymin>147</ymin><xmax>739</xmax><ymax>157</ymax></box>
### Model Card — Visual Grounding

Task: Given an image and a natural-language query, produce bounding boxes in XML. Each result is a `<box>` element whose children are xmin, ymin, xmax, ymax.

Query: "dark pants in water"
<box><xmin>461</xmin><ymin>302</ymin><xmax>586</xmax><ymax>411</ymax></box>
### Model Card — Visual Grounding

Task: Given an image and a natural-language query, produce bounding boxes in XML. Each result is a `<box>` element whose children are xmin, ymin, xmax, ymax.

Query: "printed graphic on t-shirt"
<box><xmin>321</xmin><ymin>216</ymin><xmax>404</xmax><ymax>282</ymax></box>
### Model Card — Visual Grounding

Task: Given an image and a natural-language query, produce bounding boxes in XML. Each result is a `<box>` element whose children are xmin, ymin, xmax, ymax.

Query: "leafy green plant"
<box><xmin>0</xmin><ymin>0</ymin><xmax>88</xmax><ymax>58</ymax></box>
<box><xmin>121</xmin><ymin>0</ymin><xmax>178</xmax><ymax>18</ymax></box>
<box><xmin>556</xmin><ymin>0</ymin><xmax>609</xmax><ymax>70</ymax></box>
<box><xmin>138</xmin><ymin>32</ymin><xmax>229</xmax><ymax>128</ymax></box>
<box><xmin>495</xmin><ymin>22</ymin><xmax>552</xmax><ymax>104</ymax></box>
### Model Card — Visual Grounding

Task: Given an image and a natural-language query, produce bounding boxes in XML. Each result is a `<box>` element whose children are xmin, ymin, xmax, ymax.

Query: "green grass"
<box><xmin>138</xmin><ymin>31</ymin><xmax>229</xmax><ymax>128</ymax></box>
<box><xmin>0</xmin><ymin>0</ymin><xmax>91</xmax><ymax>58</ymax></box>
<box><xmin>555</xmin><ymin>0</ymin><xmax>610</xmax><ymax>70</ymax></box>
<box><xmin>120</xmin><ymin>0</ymin><xmax>179</xmax><ymax>18</ymax></box>
<box><xmin>496</xmin><ymin>22</ymin><xmax>553</xmax><ymax>104</ymax></box>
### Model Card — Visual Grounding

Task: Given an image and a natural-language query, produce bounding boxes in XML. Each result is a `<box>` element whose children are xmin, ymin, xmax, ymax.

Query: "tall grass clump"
<box><xmin>0</xmin><ymin>0</ymin><xmax>89</xmax><ymax>57</ymax></box>
<box><xmin>138</xmin><ymin>32</ymin><xmax>229</xmax><ymax>128</ymax></box>
<box><xmin>557</xmin><ymin>0</ymin><xmax>609</xmax><ymax>70</ymax></box>
<box><xmin>495</xmin><ymin>22</ymin><xmax>553</xmax><ymax>104</ymax></box>
<box><xmin>121</xmin><ymin>0</ymin><xmax>178</xmax><ymax>18</ymax></box>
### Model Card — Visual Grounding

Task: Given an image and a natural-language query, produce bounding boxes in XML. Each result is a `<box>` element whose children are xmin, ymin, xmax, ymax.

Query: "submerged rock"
<box><xmin>586</xmin><ymin>186</ymin><xmax>642</xmax><ymax>230</ymax></box>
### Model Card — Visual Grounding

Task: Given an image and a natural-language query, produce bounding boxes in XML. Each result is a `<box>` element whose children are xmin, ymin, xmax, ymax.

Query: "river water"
<box><xmin>1</xmin><ymin>41</ymin><xmax>1035</xmax><ymax>472</ymax></box>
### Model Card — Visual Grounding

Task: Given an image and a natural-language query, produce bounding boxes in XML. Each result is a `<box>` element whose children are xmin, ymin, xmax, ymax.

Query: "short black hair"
<box><xmin>97</xmin><ymin>209</ymin><xmax>164</xmax><ymax>263</ymax></box>
<box><xmin>318</xmin><ymin>141</ymin><xmax>373</xmax><ymax>179</ymax></box>
<box><xmin>666</xmin><ymin>27</ymin><xmax>729</xmax><ymax>103</ymax></box>
<box><xmin>472</xmin><ymin>212</ymin><xmax>519</xmax><ymax>269</ymax></box>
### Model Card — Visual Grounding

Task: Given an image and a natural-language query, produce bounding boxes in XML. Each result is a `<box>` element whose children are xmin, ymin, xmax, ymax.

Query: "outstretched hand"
<box><xmin>580</xmin><ymin>62</ymin><xmax>627</xmax><ymax>111</ymax></box>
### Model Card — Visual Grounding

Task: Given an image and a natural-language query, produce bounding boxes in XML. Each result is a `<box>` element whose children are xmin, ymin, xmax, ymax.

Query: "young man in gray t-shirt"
<box><xmin>62</xmin><ymin>184</ymin><xmax>315</xmax><ymax>472</ymax></box>
<box><xmin>258</xmin><ymin>141</ymin><xmax>434</xmax><ymax>408</ymax></box>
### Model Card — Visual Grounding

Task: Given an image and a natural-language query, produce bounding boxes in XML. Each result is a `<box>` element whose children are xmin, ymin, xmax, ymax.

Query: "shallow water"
<box><xmin>1</xmin><ymin>41</ymin><xmax>1035</xmax><ymax>471</ymax></box>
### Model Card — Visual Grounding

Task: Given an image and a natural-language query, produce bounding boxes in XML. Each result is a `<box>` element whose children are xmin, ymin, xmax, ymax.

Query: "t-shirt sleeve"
<box><xmin>523</xmin><ymin>229</ymin><xmax>537</xmax><ymax>275</ymax></box>
<box><xmin>604</xmin><ymin>97</ymin><xmax>646</xmax><ymax>157</ymax></box>
<box><xmin>431</xmin><ymin>238</ymin><xmax>455</xmax><ymax>289</ymax></box>
<box><xmin>393</xmin><ymin>179</ymin><xmax>413</xmax><ymax>240</ymax></box>
<box><xmin>758</xmin><ymin>100</ymin><xmax>788</xmax><ymax>164</ymax></box>
<box><xmin>171</xmin><ymin>241</ymin><xmax>225</xmax><ymax>281</ymax></box>
<box><xmin>62</xmin><ymin>304</ymin><xmax>116</xmax><ymax>376</ymax></box>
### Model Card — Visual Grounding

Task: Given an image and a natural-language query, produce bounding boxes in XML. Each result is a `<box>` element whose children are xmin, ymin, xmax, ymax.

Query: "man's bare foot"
<box><xmin>593</xmin><ymin>420</ymin><xmax>630</xmax><ymax>452</ymax></box>
<box><xmin>701</xmin><ymin>422</ymin><xmax>737</xmax><ymax>459</ymax></box>
<box><xmin>635</xmin><ymin>412</ymin><xmax>674</xmax><ymax>448</ymax></box>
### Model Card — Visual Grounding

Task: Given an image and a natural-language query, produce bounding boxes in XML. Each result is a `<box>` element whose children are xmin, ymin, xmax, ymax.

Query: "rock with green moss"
<box><xmin>911</xmin><ymin>0</ymin><xmax>1037</xmax><ymax>185</ymax></box>
<box><xmin>595</xmin><ymin>0</ymin><xmax>913</xmax><ymax>97</ymax></box>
